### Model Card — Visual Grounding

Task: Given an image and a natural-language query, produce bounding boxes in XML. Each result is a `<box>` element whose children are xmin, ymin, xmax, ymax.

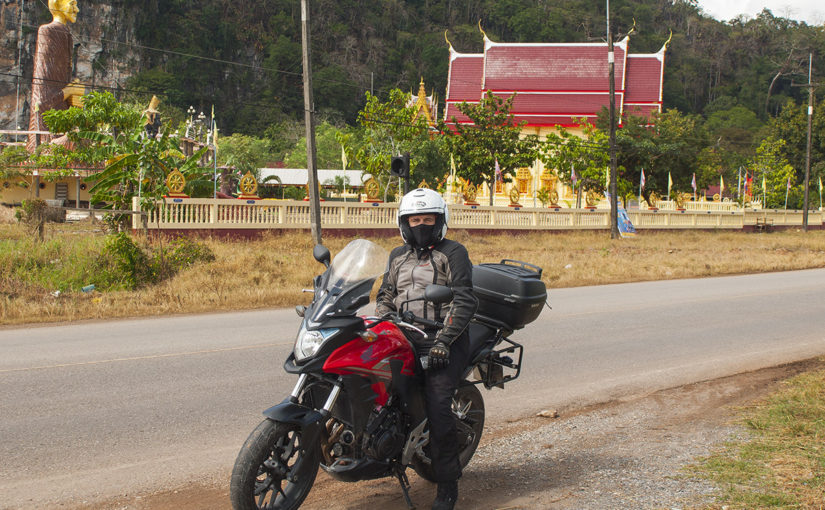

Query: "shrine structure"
<box><xmin>443</xmin><ymin>28</ymin><xmax>668</xmax><ymax>207</ymax></box>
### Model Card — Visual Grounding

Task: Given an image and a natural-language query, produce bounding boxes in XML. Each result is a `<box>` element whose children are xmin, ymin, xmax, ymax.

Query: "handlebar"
<box><xmin>369</xmin><ymin>312</ymin><xmax>444</xmax><ymax>330</ymax></box>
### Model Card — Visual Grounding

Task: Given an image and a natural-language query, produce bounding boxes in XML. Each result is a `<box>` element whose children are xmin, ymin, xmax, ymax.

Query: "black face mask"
<box><xmin>410</xmin><ymin>224</ymin><xmax>435</xmax><ymax>247</ymax></box>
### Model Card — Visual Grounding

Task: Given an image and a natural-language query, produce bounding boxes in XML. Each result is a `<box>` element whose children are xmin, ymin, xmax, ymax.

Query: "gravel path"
<box><xmin>84</xmin><ymin>359</ymin><xmax>822</xmax><ymax>510</ymax></box>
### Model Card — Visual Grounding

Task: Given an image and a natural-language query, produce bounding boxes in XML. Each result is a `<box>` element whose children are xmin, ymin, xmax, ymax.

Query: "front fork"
<box><xmin>263</xmin><ymin>374</ymin><xmax>343</xmax><ymax>446</ymax></box>
<box><xmin>287</xmin><ymin>373</ymin><xmax>342</xmax><ymax>418</ymax></box>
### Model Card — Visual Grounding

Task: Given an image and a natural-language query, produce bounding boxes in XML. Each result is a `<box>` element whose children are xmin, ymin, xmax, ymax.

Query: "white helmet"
<box><xmin>397</xmin><ymin>188</ymin><xmax>449</xmax><ymax>246</ymax></box>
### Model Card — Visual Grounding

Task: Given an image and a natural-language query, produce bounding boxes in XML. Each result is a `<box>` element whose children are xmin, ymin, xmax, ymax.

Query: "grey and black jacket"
<box><xmin>375</xmin><ymin>239</ymin><xmax>478</xmax><ymax>346</ymax></box>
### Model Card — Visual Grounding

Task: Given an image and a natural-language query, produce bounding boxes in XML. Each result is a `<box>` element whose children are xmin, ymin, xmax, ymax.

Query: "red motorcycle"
<box><xmin>230</xmin><ymin>239</ymin><xmax>546</xmax><ymax>510</ymax></box>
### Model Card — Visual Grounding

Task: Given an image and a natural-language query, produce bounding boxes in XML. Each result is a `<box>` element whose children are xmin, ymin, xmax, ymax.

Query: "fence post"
<box><xmin>132</xmin><ymin>196</ymin><xmax>140</xmax><ymax>230</ymax></box>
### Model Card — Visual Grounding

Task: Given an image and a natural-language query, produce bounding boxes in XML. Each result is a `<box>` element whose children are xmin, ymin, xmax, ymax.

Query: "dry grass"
<box><xmin>691</xmin><ymin>366</ymin><xmax>825</xmax><ymax>508</ymax></box>
<box><xmin>2</xmin><ymin>224</ymin><xmax>825</xmax><ymax>326</ymax></box>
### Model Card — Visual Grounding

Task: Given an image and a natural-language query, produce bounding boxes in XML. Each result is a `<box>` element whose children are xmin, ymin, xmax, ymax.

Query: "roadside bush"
<box><xmin>17</xmin><ymin>199</ymin><xmax>48</xmax><ymax>241</ymax></box>
<box><xmin>96</xmin><ymin>232</ymin><xmax>153</xmax><ymax>290</ymax></box>
<box><xmin>163</xmin><ymin>236</ymin><xmax>216</xmax><ymax>270</ymax></box>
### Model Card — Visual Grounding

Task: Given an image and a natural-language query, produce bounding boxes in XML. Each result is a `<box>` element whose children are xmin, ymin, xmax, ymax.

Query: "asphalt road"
<box><xmin>2</xmin><ymin>269</ymin><xmax>825</xmax><ymax>508</ymax></box>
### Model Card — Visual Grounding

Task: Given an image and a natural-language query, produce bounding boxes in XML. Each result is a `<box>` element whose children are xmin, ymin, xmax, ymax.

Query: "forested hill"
<box><xmin>118</xmin><ymin>0</ymin><xmax>822</xmax><ymax>135</ymax></box>
<box><xmin>3</xmin><ymin>0</ymin><xmax>822</xmax><ymax>136</ymax></box>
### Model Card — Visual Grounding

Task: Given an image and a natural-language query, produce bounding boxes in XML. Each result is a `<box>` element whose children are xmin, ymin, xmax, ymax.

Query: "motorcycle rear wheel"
<box><xmin>230</xmin><ymin>419</ymin><xmax>320</xmax><ymax>510</ymax></box>
<box><xmin>412</xmin><ymin>383</ymin><xmax>485</xmax><ymax>482</ymax></box>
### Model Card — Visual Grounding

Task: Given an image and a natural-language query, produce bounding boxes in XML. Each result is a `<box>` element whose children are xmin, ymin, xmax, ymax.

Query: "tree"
<box><xmin>749</xmin><ymin>136</ymin><xmax>796</xmax><ymax>208</ymax></box>
<box><xmin>539</xmin><ymin>123</ymin><xmax>613</xmax><ymax>205</ymax></box>
<box><xmin>440</xmin><ymin>91</ymin><xmax>538</xmax><ymax>206</ymax></box>
<box><xmin>218</xmin><ymin>133</ymin><xmax>280</xmax><ymax>176</ymax></box>
<box><xmin>39</xmin><ymin>91</ymin><xmax>209</xmax><ymax>228</ymax></box>
<box><xmin>283</xmin><ymin>122</ymin><xmax>347</xmax><ymax>169</ymax></box>
<box><xmin>346</xmin><ymin>89</ymin><xmax>438</xmax><ymax>202</ymax></box>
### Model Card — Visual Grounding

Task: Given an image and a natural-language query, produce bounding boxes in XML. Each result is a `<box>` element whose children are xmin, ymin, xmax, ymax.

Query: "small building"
<box><xmin>257</xmin><ymin>168</ymin><xmax>368</xmax><ymax>200</ymax></box>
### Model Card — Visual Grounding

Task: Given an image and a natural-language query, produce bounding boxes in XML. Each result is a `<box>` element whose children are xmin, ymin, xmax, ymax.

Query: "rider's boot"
<box><xmin>432</xmin><ymin>480</ymin><xmax>458</xmax><ymax>510</ymax></box>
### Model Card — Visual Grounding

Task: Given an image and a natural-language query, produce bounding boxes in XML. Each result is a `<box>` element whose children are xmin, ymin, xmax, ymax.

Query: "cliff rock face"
<box><xmin>0</xmin><ymin>0</ymin><xmax>142</xmax><ymax>131</ymax></box>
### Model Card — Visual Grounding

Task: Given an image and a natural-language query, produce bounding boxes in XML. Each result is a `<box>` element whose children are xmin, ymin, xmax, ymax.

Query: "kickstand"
<box><xmin>393</xmin><ymin>466</ymin><xmax>415</xmax><ymax>509</ymax></box>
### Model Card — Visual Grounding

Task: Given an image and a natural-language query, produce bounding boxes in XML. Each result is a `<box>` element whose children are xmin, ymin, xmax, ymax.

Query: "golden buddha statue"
<box><xmin>27</xmin><ymin>0</ymin><xmax>85</xmax><ymax>152</ymax></box>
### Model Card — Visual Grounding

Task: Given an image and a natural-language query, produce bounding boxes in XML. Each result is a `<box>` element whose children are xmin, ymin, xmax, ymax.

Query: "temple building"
<box><xmin>444</xmin><ymin>30</ymin><xmax>668</xmax><ymax>206</ymax></box>
<box><xmin>407</xmin><ymin>78</ymin><xmax>438</xmax><ymax>128</ymax></box>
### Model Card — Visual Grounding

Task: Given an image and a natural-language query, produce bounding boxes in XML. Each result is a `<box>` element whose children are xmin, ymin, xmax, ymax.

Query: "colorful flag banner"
<box><xmin>494</xmin><ymin>158</ymin><xmax>502</xmax><ymax>182</ymax></box>
<box><xmin>571</xmin><ymin>167</ymin><xmax>578</xmax><ymax>188</ymax></box>
<box><xmin>640</xmin><ymin>168</ymin><xmax>646</xmax><ymax>190</ymax></box>
<box><xmin>720</xmin><ymin>175</ymin><xmax>725</xmax><ymax>196</ymax></box>
<box><xmin>341</xmin><ymin>145</ymin><xmax>348</xmax><ymax>170</ymax></box>
<box><xmin>691</xmin><ymin>172</ymin><xmax>697</xmax><ymax>202</ymax></box>
<box><xmin>667</xmin><ymin>171</ymin><xmax>672</xmax><ymax>199</ymax></box>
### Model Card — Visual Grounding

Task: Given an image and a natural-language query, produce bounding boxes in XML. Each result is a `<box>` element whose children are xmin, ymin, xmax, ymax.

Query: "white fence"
<box><xmin>132</xmin><ymin>197</ymin><xmax>823</xmax><ymax>231</ymax></box>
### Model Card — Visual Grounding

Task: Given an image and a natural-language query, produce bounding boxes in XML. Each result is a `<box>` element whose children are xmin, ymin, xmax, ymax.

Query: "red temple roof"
<box><xmin>444</xmin><ymin>34</ymin><xmax>667</xmax><ymax>128</ymax></box>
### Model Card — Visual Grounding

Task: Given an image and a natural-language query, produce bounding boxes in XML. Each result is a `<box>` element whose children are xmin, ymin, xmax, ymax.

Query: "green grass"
<box><xmin>0</xmin><ymin>234</ymin><xmax>108</xmax><ymax>293</ymax></box>
<box><xmin>691</xmin><ymin>367</ymin><xmax>825</xmax><ymax>508</ymax></box>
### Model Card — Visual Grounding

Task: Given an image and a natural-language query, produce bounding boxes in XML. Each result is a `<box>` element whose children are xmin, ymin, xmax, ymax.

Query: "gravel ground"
<box><xmin>85</xmin><ymin>359</ymin><xmax>822</xmax><ymax>510</ymax></box>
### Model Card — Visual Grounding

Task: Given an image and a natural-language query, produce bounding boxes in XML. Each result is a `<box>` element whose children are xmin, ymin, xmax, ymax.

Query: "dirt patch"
<box><xmin>83</xmin><ymin>359</ymin><xmax>824</xmax><ymax>510</ymax></box>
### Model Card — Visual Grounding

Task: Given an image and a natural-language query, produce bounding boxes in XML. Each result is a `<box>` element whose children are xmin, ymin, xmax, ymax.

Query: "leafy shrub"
<box><xmin>96</xmin><ymin>232</ymin><xmax>153</xmax><ymax>290</ymax></box>
<box><xmin>18</xmin><ymin>199</ymin><xmax>48</xmax><ymax>240</ymax></box>
<box><xmin>157</xmin><ymin>236</ymin><xmax>216</xmax><ymax>277</ymax></box>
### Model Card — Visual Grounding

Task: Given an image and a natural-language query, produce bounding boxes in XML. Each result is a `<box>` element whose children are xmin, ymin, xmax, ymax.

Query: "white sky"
<box><xmin>695</xmin><ymin>0</ymin><xmax>824</xmax><ymax>24</ymax></box>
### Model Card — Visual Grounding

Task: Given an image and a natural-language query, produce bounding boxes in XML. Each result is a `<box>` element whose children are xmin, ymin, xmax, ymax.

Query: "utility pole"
<box><xmin>607</xmin><ymin>0</ymin><xmax>619</xmax><ymax>239</ymax></box>
<box><xmin>792</xmin><ymin>53</ymin><xmax>819</xmax><ymax>232</ymax></box>
<box><xmin>301</xmin><ymin>0</ymin><xmax>322</xmax><ymax>245</ymax></box>
<box><xmin>14</xmin><ymin>0</ymin><xmax>25</xmax><ymax>142</ymax></box>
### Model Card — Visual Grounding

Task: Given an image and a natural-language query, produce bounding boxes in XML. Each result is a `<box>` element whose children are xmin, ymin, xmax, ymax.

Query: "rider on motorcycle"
<box><xmin>375</xmin><ymin>188</ymin><xmax>478</xmax><ymax>510</ymax></box>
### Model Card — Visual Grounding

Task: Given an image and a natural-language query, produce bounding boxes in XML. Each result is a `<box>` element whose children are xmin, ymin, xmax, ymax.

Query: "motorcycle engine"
<box><xmin>364</xmin><ymin>406</ymin><xmax>406</xmax><ymax>461</ymax></box>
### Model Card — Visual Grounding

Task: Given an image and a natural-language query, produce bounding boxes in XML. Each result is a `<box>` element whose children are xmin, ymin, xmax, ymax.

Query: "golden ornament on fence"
<box><xmin>509</xmin><ymin>187</ymin><xmax>521</xmax><ymax>205</ymax></box>
<box><xmin>364</xmin><ymin>178</ymin><xmax>381</xmax><ymax>200</ymax></box>
<box><xmin>165</xmin><ymin>168</ymin><xmax>189</xmax><ymax>198</ymax></box>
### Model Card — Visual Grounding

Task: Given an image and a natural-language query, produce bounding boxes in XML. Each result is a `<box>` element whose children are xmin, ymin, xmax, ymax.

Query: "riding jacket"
<box><xmin>375</xmin><ymin>239</ymin><xmax>478</xmax><ymax>346</ymax></box>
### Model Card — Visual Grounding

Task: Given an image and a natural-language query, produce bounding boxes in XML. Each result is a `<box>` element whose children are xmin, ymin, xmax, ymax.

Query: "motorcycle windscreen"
<box><xmin>308</xmin><ymin>239</ymin><xmax>388</xmax><ymax>322</ymax></box>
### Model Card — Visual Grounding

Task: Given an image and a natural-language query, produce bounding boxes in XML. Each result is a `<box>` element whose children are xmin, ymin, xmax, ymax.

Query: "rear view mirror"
<box><xmin>424</xmin><ymin>284</ymin><xmax>453</xmax><ymax>304</ymax></box>
<box><xmin>313</xmin><ymin>244</ymin><xmax>331</xmax><ymax>268</ymax></box>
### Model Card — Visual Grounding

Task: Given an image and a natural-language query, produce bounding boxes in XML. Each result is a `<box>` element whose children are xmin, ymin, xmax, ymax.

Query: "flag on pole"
<box><xmin>691</xmin><ymin>173</ymin><xmax>697</xmax><ymax>191</ymax></box>
<box><xmin>341</xmin><ymin>145</ymin><xmax>348</xmax><ymax>170</ymax></box>
<box><xmin>762</xmin><ymin>175</ymin><xmax>766</xmax><ymax>194</ymax></box>
<box><xmin>605</xmin><ymin>166</ymin><xmax>610</xmax><ymax>189</ymax></box>
<box><xmin>785</xmin><ymin>174</ymin><xmax>791</xmax><ymax>209</ymax></box>
<box><xmin>667</xmin><ymin>171</ymin><xmax>672</xmax><ymax>198</ymax></box>
<box><xmin>571</xmin><ymin>167</ymin><xmax>578</xmax><ymax>188</ymax></box>
<box><xmin>720</xmin><ymin>175</ymin><xmax>724</xmax><ymax>196</ymax></box>
<box><xmin>449</xmin><ymin>153</ymin><xmax>457</xmax><ymax>195</ymax></box>
<box><xmin>745</xmin><ymin>173</ymin><xmax>752</xmax><ymax>196</ymax></box>
<box><xmin>640</xmin><ymin>168</ymin><xmax>646</xmax><ymax>190</ymax></box>
<box><xmin>494</xmin><ymin>158</ymin><xmax>502</xmax><ymax>182</ymax></box>
<box><xmin>819</xmin><ymin>176</ymin><xmax>823</xmax><ymax>209</ymax></box>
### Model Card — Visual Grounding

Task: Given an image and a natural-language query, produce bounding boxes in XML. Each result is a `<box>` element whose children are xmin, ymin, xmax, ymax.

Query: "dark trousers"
<box><xmin>420</xmin><ymin>332</ymin><xmax>470</xmax><ymax>482</ymax></box>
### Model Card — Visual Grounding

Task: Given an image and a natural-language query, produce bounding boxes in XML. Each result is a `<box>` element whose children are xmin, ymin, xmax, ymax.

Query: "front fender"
<box><xmin>263</xmin><ymin>400</ymin><xmax>324</xmax><ymax>446</ymax></box>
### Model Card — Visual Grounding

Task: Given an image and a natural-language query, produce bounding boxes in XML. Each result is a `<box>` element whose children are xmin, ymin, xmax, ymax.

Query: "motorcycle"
<box><xmin>230</xmin><ymin>239</ymin><xmax>546</xmax><ymax>510</ymax></box>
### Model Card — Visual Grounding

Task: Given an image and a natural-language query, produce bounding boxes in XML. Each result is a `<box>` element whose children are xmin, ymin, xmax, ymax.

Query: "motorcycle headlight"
<box><xmin>294</xmin><ymin>325</ymin><xmax>339</xmax><ymax>361</ymax></box>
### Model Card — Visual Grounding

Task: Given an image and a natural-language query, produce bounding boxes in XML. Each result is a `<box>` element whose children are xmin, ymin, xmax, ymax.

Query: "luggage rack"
<box><xmin>468</xmin><ymin>315</ymin><xmax>524</xmax><ymax>389</ymax></box>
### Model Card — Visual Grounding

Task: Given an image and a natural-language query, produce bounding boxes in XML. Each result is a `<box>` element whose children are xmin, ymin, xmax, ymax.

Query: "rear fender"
<box><xmin>263</xmin><ymin>400</ymin><xmax>324</xmax><ymax>445</ymax></box>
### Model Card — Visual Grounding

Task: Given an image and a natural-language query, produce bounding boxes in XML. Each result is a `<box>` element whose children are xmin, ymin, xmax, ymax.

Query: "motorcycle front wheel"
<box><xmin>230</xmin><ymin>419</ymin><xmax>320</xmax><ymax>510</ymax></box>
<box><xmin>412</xmin><ymin>383</ymin><xmax>485</xmax><ymax>482</ymax></box>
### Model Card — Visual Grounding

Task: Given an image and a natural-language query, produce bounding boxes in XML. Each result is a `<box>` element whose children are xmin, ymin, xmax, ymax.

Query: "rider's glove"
<box><xmin>428</xmin><ymin>341</ymin><xmax>451</xmax><ymax>370</ymax></box>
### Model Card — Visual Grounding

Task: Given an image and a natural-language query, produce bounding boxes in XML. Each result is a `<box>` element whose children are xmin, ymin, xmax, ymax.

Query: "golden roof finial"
<box><xmin>444</xmin><ymin>29</ymin><xmax>454</xmax><ymax>51</ymax></box>
<box><xmin>478</xmin><ymin>19</ymin><xmax>489</xmax><ymax>41</ymax></box>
